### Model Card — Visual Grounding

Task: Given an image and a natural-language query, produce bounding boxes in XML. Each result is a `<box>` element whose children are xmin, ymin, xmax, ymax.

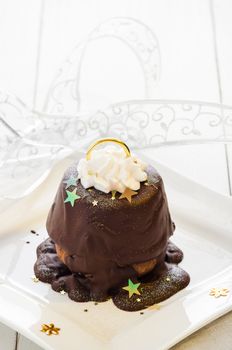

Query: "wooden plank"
<box><xmin>0</xmin><ymin>0</ymin><xmax>42</xmax><ymax>107</ymax></box>
<box><xmin>0</xmin><ymin>323</ymin><xmax>16</xmax><ymax>350</ymax></box>
<box><xmin>211</xmin><ymin>0</ymin><xmax>232</xmax><ymax>194</ymax></box>
<box><xmin>17</xmin><ymin>335</ymin><xmax>43</xmax><ymax>350</ymax></box>
<box><xmin>0</xmin><ymin>0</ymin><xmax>42</xmax><ymax>348</ymax></box>
<box><xmin>172</xmin><ymin>311</ymin><xmax>232</xmax><ymax>350</ymax></box>
<box><xmin>36</xmin><ymin>0</ymin><xmax>220</xmax><ymax>109</ymax></box>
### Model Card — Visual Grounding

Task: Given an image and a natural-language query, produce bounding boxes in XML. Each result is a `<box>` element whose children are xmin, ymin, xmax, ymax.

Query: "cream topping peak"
<box><xmin>77</xmin><ymin>146</ymin><xmax>147</xmax><ymax>193</ymax></box>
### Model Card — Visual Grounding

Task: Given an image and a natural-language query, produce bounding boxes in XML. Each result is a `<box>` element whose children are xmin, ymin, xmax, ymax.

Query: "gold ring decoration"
<box><xmin>86</xmin><ymin>138</ymin><xmax>131</xmax><ymax>160</ymax></box>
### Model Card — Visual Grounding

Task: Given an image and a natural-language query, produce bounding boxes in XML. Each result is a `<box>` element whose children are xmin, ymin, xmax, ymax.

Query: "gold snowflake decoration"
<box><xmin>147</xmin><ymin>303</ymin><xmax>161</xmax><ymax>311</ymax></box>
<box><xmin>209</xmin><ymin>288</ymin><xmax>230</xmax><ymax>298</ymax></box>
<box><xmin>41</xmin><ymin>323</ymin><xmax>60</xmax><ymax>336</ymax></box>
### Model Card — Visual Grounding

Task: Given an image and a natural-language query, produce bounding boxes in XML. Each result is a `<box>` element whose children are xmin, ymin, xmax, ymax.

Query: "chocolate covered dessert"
<box><xmin>34</xmin><ymin>138</ymin><xmax>190</xmax><ymax>311</ymax></box>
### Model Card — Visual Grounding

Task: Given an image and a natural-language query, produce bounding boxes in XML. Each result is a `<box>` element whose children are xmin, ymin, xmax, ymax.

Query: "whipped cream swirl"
<box><xmin>77</xmin><ymin>146</ymin><xmax>147</xmax><ymax>193</ymax></box>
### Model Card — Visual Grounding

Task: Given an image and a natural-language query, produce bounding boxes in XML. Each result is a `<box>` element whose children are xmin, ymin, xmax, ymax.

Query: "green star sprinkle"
<box><xmin>63</xmin><ymin>176</ymin><xmax>78</xmax><ymax>189</ymax></box>
<box><xmin>64</xmin><ymin>188</ymin><xmax>80</xmax><ymax>207</ymax></box>
<box><xmin>123</xmin><ymin>279</ymin><xmax>141</xmax><ymax>298</ymax></box>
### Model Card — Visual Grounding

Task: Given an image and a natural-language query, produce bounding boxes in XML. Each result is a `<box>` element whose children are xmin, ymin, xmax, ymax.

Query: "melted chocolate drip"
<box><xmin>34</xmin><ymin>238</ymin><xmax>190</xmax><ymax>311</ymax></box>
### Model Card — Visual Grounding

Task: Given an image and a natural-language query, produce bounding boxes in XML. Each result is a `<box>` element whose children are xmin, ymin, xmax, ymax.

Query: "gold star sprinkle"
<box><xmin>209</xmin><ymin>288</ymin><xmax>229</xmax><ymax>298</ymax></box>
<box><xmin>92</xmin><ymin>200</ymin><xmax>98</xmax><ymax>206</ymax></box>
<box><xmin>144</xmin><ymin>182</ymin><xmax>149</xmax><ymax>186</ymax></box>
<box><xmin>31</xmin><ymin>275</ymin><xmax>39</xmax><ymax>283</ymax></box>
<box><xmin>119</xmin><ymin>188</ymin><xmax>138</xmax><ymax>203</ymax></box>
<box><xmin>136</xmin><ymin>298</ymin><xmax>141</xmax><ymax>302</ymax></box>
<box><xmin>166</xmin><ymin>277</ymin><xmax>171</xmax><ymax>282</ymax></box>
<box><xmin>41</xmin><ymin>323</ymin><xmax>60</xmax><ymax>336</ymax></box>
<box><xmin>88</xmin><ymin>188</ymin><xmax>92</xmax><ymax>192</ymax></box>
<box><xmin>60</xmin><ymin>290</ymin><xmax>66</xmax><ymax>295</ymax></box>
<box><xmin>111</xmin><ymin>190</ymin><xmax>117</xmax><ymax>200</ymax></box>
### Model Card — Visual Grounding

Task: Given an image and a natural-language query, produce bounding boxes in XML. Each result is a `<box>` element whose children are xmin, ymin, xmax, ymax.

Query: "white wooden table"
<box><xmin>0</xmin><ymin>0</ymin><xmax>231</xmax><ymax>349</ymax></box>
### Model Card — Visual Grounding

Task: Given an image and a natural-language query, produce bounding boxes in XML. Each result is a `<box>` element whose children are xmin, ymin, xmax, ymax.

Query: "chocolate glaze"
<box><xmin>45</xmin><ymin>163</ymin><xmax>175</xmax><ymax>299</ymax></box>
<box><xmin>34</xmin><ymin>238</ymin><xmax>190</xmax><ymax>311</ymax></box>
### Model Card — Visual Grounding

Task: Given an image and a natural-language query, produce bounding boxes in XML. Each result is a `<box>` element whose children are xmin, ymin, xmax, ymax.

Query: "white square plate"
<box><xmin>0</xmin><ymin>151</ymin><xmax>231</xmax><ymax>350</ymax></box>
